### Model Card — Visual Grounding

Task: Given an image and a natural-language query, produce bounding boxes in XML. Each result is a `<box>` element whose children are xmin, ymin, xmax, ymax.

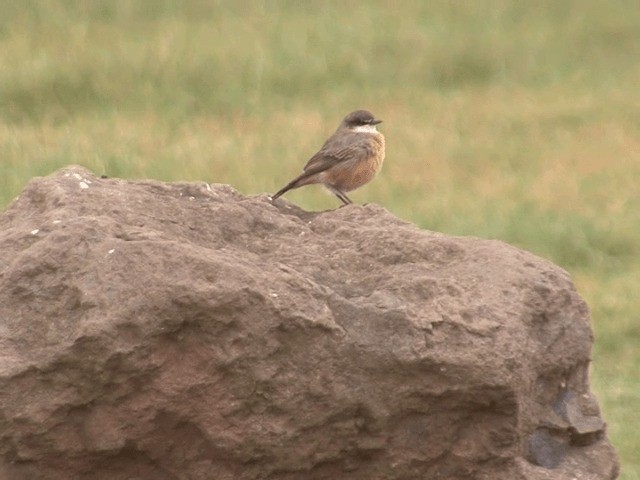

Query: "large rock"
<box><xmin>0</xmin><ymin>166</ymin><xmax>618</xmax><ymax>480</ymax></box>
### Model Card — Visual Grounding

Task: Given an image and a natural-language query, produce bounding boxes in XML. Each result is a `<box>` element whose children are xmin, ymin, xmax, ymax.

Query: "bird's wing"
<box><xmin>303</xmin><ymin>132</ymin><xmax>376</xmax><ymax>175</ymax></box>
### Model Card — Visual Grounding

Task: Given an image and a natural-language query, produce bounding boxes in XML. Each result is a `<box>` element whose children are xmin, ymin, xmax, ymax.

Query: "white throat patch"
<box><xmin>351</xmin><ymin>124</ymin><xmax>378</xmax><ymax>134</ymax></box>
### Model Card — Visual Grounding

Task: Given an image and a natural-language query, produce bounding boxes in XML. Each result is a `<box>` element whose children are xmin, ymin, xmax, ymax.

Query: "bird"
<box><xmin>271</xmin><ymin>109</ymin><xmax>385</xmax><ymax>205</ymax></box>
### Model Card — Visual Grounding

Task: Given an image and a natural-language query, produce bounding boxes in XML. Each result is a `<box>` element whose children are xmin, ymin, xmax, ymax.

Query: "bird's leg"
<box><xmin>326</xmin><ymin>185</ymin><xmax>353</xmax><ymax>205</ymax></box>
<box><xmin>335</xmin><ymin>190</ymin><xmax>352</xmax><ymax>205</ymax></box>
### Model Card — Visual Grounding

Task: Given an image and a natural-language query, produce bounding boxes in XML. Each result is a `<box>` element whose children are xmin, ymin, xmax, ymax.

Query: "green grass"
<box><xmin>1</xmin><ymin>1</ymin><xmax>638</xmax><ymax>476</ymax></box>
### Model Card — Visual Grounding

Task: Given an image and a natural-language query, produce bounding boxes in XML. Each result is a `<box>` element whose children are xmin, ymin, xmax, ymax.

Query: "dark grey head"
<box><xmin>340</xmin><ymin>110</ymin><xmax>383</xmax><ymax>130</ymax></box>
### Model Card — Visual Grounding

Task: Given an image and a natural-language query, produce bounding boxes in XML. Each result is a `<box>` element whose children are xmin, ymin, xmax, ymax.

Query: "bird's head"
<box><xmin>341</xmin><ymin>110</ymin><xmax>383</xmax><ymax>133</ymax></box>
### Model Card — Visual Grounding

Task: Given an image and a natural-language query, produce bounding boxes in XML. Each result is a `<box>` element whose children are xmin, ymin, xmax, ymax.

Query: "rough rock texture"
<box><xmin>0</xmin><ymin>166</ymin><xmax>618</xmax><ymax>480</ymax></box>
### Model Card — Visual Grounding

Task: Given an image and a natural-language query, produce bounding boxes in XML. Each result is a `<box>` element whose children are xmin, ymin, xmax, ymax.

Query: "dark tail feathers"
<box><xmin>271</xmin><ymin>173</ymin><xmax>311</xmax><ymax>201</ymax></box>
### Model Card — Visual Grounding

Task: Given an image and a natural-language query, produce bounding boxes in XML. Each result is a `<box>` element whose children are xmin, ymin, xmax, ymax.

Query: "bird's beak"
<box><xmin>371</xmin><ymin>118</ymin><xmax>383</xmax><ymax>125</ymax></box>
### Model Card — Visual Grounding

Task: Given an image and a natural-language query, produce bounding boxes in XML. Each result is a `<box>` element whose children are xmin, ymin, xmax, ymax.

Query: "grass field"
<box><xmin>1</xmin><ymin>1</ymin><xmax>638</xmax><ymax>476</ymax></box>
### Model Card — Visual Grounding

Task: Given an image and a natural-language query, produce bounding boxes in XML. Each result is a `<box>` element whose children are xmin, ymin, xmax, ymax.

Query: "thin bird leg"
<box><xmin>327</xmin><ymin>186</ymin><xmax>352</xmax><ymax>205</ymax></box>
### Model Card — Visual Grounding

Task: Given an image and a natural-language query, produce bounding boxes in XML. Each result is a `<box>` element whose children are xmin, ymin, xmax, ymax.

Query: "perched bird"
<box><xmin>271</xmin><ymin>109</ymin><xmax>385</xmax><ymax>205</ymax></box>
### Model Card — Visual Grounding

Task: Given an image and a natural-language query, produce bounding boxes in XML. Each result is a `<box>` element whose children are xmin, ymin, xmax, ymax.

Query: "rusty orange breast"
<box><xmin>323</xmin><ymin>133</ymin><xmax>385</xmax><ymax>192</ymax></box>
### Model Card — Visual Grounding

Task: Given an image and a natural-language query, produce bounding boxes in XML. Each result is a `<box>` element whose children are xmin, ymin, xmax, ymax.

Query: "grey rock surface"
<box><xmin>0</xmin><ymin>166</ymin><xmax>618</xmax><ymax>479</ymax></box>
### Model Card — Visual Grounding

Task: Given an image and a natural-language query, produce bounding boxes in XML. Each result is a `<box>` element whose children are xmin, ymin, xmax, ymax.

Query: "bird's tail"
<box><xmin>271</xmin><ymin>173</ymin><xmax>315</xmax><ymax>201</ymax></box>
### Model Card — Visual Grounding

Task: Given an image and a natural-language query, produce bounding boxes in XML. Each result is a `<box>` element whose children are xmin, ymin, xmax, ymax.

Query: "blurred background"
<box><xmin>1</xmin><ymin>0</ymin><xmax>638</xmax><ymax>475</ymax></box>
